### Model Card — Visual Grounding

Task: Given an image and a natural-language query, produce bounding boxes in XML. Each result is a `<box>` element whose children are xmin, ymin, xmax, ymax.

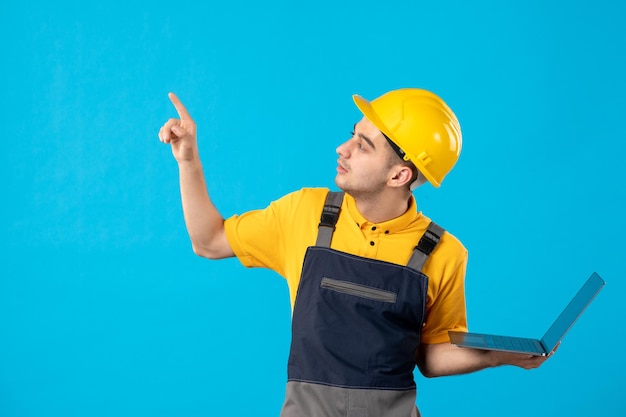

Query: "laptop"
<box><xmin>448</xmin><ymin>272</ymin><xmax>605</xmax><ymax>356</ymax></box>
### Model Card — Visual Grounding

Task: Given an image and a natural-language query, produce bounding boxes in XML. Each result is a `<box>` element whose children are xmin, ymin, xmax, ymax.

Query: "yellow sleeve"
<box><xmin>224</xmin><ymin>197</ymin><xmax>288</xmax><ymax>275</ymax></box>
<box><xmin>420</xmin><ymin>233</ymin><xmax>469</xmax><ymax>344</ymax></box>
<box><xmin>223</xmin><ymin>188</ymin><xmax>327</xmax><ymax>280</ymax></box>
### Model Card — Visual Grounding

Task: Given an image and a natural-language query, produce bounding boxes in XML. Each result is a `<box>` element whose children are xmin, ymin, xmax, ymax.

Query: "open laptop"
<box><xmin>448</xmin><ymin>272</ymin><xmax>605</xmax><ymax>356</ymax></box>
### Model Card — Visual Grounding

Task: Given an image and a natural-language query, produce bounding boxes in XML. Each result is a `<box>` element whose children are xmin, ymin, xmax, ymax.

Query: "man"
<box><xmin>158</xmin><ymin>89</ymin><xmax>553</xmax><ymax>416</ymax></box>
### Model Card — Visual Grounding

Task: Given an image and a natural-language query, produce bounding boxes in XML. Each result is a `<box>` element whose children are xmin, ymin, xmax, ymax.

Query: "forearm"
<box><xmin>416</xmin><ymin>342</ymin><xmax>495</xmax><ymax>378</ymax></box>
<box><xmin>178</xmin><ymin>158</ymin><xmax>232</xmax><ymax>259</ymax></box>
<box><xmin>159</xmin><ymin>93</ymin><xmax>234</xmax><ymax>259</ymax></box>
<box><xmin>417</xmin><ymin>342</ymin><xmax>551</xmax><ymax>378</ymax></box>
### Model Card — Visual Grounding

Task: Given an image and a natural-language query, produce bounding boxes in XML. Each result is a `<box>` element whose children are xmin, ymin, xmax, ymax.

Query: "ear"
<box><xmin>388</xmin><ymin>165</ymin><xmax>413</xmax><ymax>189</ymax></box>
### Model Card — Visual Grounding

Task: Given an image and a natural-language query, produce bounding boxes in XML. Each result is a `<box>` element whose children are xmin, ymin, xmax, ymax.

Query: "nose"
<box><xmin>336</xmin><ymin>139</ymin><xmax>351</xmax><ymax>158</ymax></box>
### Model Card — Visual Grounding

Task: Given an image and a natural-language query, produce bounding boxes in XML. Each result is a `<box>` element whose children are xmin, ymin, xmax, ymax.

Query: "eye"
<box><xmin>349</xmin><ymin>130</ymin><xmax>367</xmax><ymax>151</ymax></box>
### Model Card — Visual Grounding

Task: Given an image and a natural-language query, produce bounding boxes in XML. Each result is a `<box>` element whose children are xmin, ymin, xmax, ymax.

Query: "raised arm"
<box><xmin>416</xmin><ymin>342</ymin><xmax>557</xmax><ymax>378</ymax></box>
<box><xmin>158</xmin><ymin>93</ymin><xmax>234</xmax><ymax>260</ymax></box>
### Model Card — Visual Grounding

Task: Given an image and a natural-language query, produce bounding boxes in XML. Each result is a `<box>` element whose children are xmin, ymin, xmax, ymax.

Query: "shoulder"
<box><xmin>271</xmin><ymin>187</ymin><xmax>331</xmax><ymax>212</ymax></box>
<box><xmin>418</xmin><ymin>213</ymin><xmax>468</xmax><ymax>264</ymax></box>
<box><xmin>254</xmin><ymin>187</ymin><xmax>333</xmax><ymax>230</ymax></box>
<box><xmin>224</xmin><ymin>188</ymin><xmax>332</xmax><ymax>263</ymax></box>
<box><xmin>440</xmin><ymin>229</ymin><xmax>467</xmax><ymax>258</ymax></box>
<box><xmin>284</xmin><ymin>187</ymin><xmax>331</xmax><ymax>202</ymax></box>
<box><xmin>227</xmin><ymin>188</ymin><xmax>331</xmax><ymax>224</ymax></box>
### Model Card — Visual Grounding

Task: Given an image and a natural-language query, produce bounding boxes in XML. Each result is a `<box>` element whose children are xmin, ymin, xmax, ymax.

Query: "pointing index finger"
<box><xmin>168</xmin><ymin>92</ymin><xmax>192</xmax><ymax>121</ymax></box>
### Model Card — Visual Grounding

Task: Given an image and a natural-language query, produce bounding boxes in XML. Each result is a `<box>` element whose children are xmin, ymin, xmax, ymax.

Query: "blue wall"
<box><xmin>1</xmin><ymin>1</ymin><xmax>624</xmax><ymax>416</ymax></box>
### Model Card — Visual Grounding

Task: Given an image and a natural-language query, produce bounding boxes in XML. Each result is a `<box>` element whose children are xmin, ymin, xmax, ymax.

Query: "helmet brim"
<box><xmin>352</xmin><ymin>94</ymin><xmax>394</xmax><ymax>140</ymax></box>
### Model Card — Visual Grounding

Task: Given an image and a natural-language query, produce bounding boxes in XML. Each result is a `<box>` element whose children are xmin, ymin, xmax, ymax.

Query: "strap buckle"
<box><xmin>415</xmin><ymin>228</ymin><xmax>440</xmax><ymax>255</ymax></box>
<box><xmin>319</xmin><ymin>205</ymin><xmax>341</xmax><ymax>228</ymax></box>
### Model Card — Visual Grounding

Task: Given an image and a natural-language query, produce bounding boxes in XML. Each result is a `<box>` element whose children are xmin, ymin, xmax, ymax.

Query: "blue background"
<box><xmin>1</xmin><ymin>1</ymin><xmax>624</xmax><ymax>416</ymax></box>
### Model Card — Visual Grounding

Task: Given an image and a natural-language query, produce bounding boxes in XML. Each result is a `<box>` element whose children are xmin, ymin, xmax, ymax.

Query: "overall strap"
<box><xmin>406</xmin><ymin>222</ymin><xmax>445</xmax><ymax>272</ymax></box>
<box><xmin>315</xmin><ymin>191</ymin><xmax>345</xmax><ymax>247</ymax></box>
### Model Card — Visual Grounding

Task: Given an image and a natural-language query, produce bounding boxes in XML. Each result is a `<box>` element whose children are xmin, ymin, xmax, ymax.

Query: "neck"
<box><xmin>351</xmin><ymin>188</ymin><xmax>412</xmax><ymax>224</ymax></box>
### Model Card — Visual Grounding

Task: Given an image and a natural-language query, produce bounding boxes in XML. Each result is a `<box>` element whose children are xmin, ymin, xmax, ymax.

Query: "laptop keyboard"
<box><xmin>484</xmin><ymin>335</ymin><xmax>542</xmax><ymax>353</ymax></box>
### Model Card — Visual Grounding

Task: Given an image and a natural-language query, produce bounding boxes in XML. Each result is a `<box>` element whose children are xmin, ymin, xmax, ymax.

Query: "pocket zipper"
<box><xmin>320</xmin><ymin>277</ymin><xmax>397</xmax><ymax>303</ymax></box>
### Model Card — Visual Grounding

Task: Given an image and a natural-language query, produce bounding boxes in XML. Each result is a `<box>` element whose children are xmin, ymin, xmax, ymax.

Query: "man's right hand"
<box><xmin>158</xmin><ymin>92</ymin><xmax>198</xmax><ymax>163</ymax></box>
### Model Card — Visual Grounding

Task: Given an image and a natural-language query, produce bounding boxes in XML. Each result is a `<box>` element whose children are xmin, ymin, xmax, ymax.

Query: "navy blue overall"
<box><xmin>280</xmin><ymin>192</ymin><xmax>444</xmax><ymax>417</ymax></box>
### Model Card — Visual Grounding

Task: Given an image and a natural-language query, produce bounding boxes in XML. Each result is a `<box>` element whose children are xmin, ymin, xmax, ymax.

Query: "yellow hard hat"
<box><xmin>353</xmin><ymin>88</ymin><xmax>462</xmax><ymax>188</ymax></box>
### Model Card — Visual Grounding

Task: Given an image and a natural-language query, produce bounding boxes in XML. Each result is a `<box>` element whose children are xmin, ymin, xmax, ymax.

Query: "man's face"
<box><xmin>335</xmin><ymin>117</ymin><xmax>398</xmax><ymax>197</ymax></box>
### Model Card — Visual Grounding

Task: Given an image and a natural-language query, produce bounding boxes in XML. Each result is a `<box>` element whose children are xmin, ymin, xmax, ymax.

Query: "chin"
<box><xmin>334</xmin><ymin>177</ymin><xmax>349</xmax><ymax>192</ymax></box>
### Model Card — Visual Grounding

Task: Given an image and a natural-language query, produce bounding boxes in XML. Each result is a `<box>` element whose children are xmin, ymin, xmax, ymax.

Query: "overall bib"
<box><xmin>280</xmin><ymin>192</ymin><xmax>444</xmax><ymax>417</ymax></box>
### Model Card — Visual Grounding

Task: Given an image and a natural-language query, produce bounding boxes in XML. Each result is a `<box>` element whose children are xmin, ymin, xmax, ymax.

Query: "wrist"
<box><xmin>177</xmin><ymin>157</ymin><xmax>203</xmax><ymax>172</ymax></box>
<box><xmin>484</xmin><ymin>350</ymin><xmax>504</xmax><ymax>368</ymax></box>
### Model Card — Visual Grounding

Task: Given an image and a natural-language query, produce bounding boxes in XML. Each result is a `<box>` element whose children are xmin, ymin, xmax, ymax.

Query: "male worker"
<box><xmin>158</xmin><ymin>88</ymin><xmax>553</xmax><ymax>416</ymax></box>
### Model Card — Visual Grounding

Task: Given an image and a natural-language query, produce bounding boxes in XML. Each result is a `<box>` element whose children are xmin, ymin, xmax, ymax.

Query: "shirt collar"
<box><xmin>344</xmin><ymin>193</ymin><xmax>420</xmax><ymax>234</ymax></box>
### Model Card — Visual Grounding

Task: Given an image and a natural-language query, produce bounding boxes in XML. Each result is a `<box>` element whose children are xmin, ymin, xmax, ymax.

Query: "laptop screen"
<box><xmin>541</xmin><ymin>272</ymin><xmax>605</xmax><ymax>350</ymax></box>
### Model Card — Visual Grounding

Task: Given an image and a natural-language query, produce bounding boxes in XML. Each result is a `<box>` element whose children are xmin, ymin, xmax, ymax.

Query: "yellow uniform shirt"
<box><xmin>224</xmin><ymin>187</ymin><xmax>468</xmax><ymax>344</ymax></box>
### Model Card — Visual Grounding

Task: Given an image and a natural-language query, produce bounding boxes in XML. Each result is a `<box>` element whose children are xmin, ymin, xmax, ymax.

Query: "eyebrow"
<box><xmin>353</xmin><ymin>123</ymin><xmax>377</xmax><ymax>150</ymax></box>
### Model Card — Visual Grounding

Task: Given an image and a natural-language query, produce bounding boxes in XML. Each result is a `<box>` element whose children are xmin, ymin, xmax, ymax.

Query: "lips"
<box><xmin>336</xmin><ymin>160</ymin><xmax>348</xmax><ymax>173</ymax></box>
